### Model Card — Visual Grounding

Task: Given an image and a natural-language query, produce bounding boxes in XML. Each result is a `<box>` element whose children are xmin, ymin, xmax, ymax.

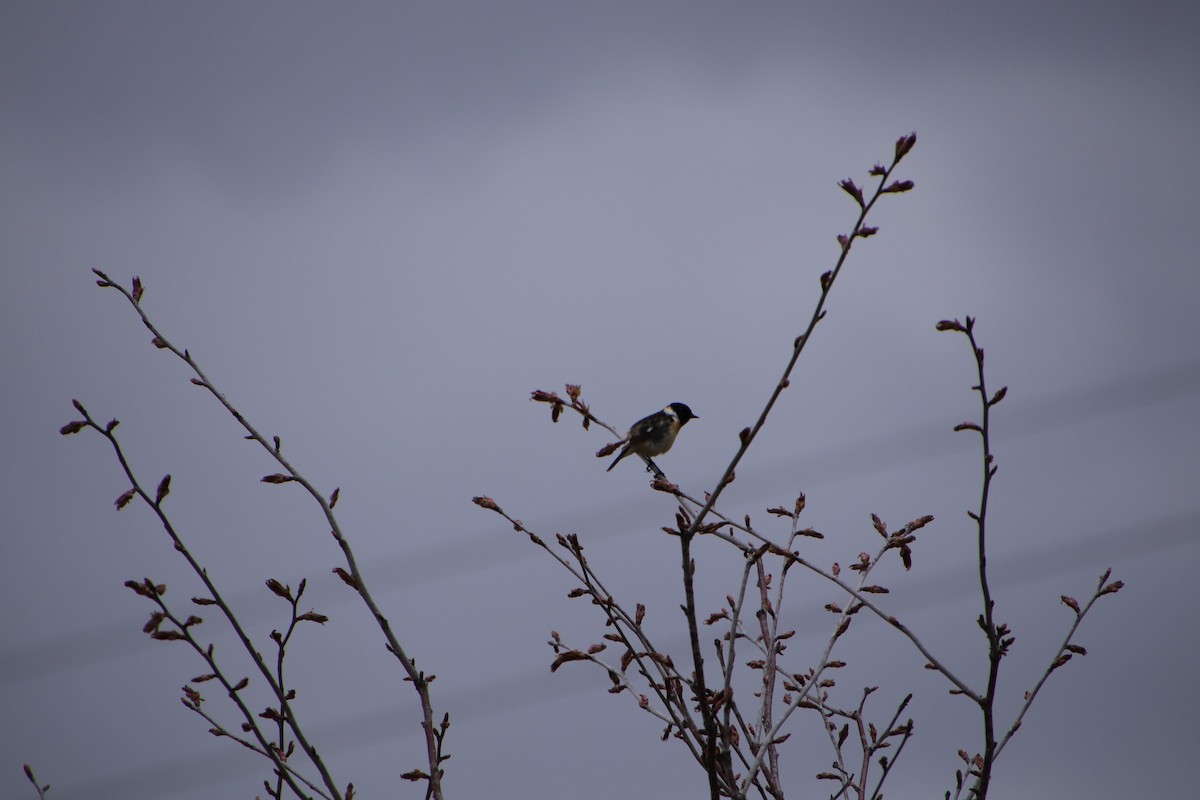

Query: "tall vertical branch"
<box><xmin>936</xmin><ymin>316</ymin><xmax>1122</xmax><ymax>800</ymax></box>
<box><xmin>937</xmin><ymin>317</ymin><xmax>1020</xmax><ymax>800</ymax></box>
<box><xmin>956</xmin><ymin>317</ymin><xmax>1004</xmax><ymax>795</ymax></box>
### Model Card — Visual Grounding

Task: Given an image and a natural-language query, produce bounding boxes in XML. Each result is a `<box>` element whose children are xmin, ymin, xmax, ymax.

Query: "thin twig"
<box><xmin>993</xmin><ymin>570</ymin><xmax>1119</xmax><ymax>760</ymax></box>
<box><xmin>963</xmin><ymin>319</ymin><xmax>1003</xmax><ymax>796</ymax></box>
<box><xmin>869</xmin><ymin>695</ymin><xmax>914</xmax><ymax>800</ymax></box>
<box><xmin>23</xmin><ymin>765</ymin><xmax>50</xmax><ymax>800</ymax></box>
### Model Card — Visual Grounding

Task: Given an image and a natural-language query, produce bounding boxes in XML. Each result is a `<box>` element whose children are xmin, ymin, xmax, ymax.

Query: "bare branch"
<box><xmin>80</xmin><ymin>274</ymin><xmax>448</xmax><ymax>800</ymax></box>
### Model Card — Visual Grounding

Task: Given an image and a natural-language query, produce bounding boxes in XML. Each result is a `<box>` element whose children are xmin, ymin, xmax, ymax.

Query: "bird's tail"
<box><xmin>606</xmin><ymin>445</ymin><xmax>631</xmax><ymax>472</ymax></box>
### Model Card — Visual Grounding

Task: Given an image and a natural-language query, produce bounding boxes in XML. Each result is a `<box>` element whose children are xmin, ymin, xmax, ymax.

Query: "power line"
<box><xmin>4</xmin><ymin>357</ymin><xmax>1198</xmax><ymax>686</ymax></box>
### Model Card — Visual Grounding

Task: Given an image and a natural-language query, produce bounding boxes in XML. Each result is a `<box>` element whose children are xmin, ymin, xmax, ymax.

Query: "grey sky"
<box><xmin>3</xmin><ymin>2</ymin><xmax>1198</xmax><ymax>799</ymax></box>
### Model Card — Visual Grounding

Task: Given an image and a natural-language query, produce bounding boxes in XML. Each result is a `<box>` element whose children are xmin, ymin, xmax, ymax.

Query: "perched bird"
<box><xmin>607</xmin><ymin>402</ymin><xmax>698</xmax><ymax>472</ymax></box>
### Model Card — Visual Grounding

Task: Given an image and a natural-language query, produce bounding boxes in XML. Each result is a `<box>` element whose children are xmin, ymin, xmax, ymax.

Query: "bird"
<box><xmin>607</xmin><ymin>402</ymin><xmax>698</xmax><ymax>472</ymax></box>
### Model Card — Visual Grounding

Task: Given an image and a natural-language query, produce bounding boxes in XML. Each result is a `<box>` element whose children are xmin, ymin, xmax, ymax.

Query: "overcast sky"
<box><xmin>3</xmin><ymin>2</ymin><xmax>1199</xmax><ymax>799</ymax></box>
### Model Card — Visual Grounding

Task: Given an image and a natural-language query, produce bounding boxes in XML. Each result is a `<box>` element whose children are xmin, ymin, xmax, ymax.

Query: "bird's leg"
<box><xmin>642</xmin><ymin>457</ymin><xmax>665</xmax><ymax>480</ymax></box>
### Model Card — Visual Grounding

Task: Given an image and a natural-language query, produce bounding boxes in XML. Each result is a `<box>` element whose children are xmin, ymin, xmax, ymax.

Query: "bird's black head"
<box><xmin>668</xmin><ymin>402</ymin><xmax>697</xmax><ymax>425</ymax></box>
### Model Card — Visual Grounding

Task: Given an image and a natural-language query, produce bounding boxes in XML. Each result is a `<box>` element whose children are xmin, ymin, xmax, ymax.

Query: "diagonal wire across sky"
<box><xmin>6</xmin><ymin>355</ymin><xmax>1197</xmax><ymax>689</ymax></box>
